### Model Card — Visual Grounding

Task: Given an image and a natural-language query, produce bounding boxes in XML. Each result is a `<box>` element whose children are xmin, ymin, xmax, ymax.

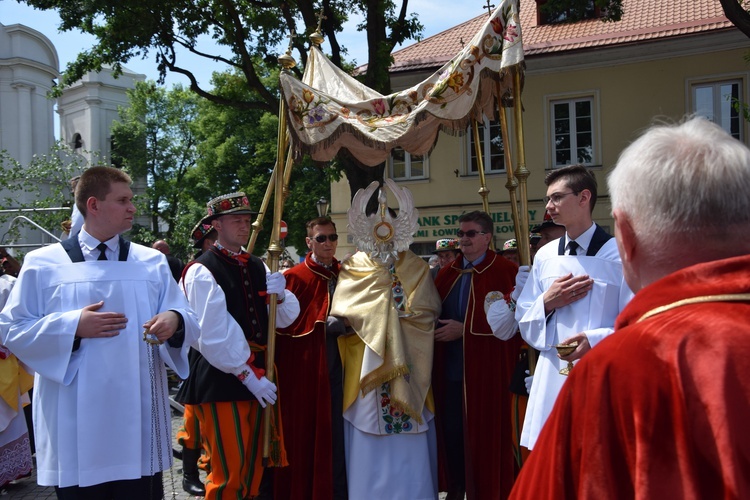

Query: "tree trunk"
<box><xmin>339</xmin><ymin>149</ymin><xmax>384</xmax><ymax>210</ymax></box>
<box><xmin>719</xmin><ymin>0</ymin><xmax>750</xmax><ymax>38</ymax></box>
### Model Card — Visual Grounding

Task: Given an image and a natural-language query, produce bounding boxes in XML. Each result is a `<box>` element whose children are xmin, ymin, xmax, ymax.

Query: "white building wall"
<box><xmin>0</xmin><ymin>23</ymin><xmax>58</xmax><ymax>169</ymax></box>
<box><xmin>0</xmin><ymin>21</ymin><xmax>145</xmax><ymax>248</ymax></box>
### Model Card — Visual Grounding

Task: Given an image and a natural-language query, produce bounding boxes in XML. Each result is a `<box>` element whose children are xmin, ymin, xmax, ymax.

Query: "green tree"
<box><xmin>111</xmin><ymin>81</ymin><xmax>200</xmax><ymax>258</ymax></box>
<box><xmin>538</xmin><ymin>0</ymin><xmax>622</xmax><ymax>23</ymax></box>
<box><xmin>0</xmin><ymin>143</ymin><xmax>163</xmax><ymax>257</ymax></box>
<box><xmin>0</xmin><ymin>143</ymin><xmax>93</xmax><ymax>252</ymax></box>
<box><xmin>192</xmin><ymin>69</ymin><xmax>335</xmax><ymax>253</ymax></box>
<box><xmin>21</xmin><ymin>0</ymin><xmax>423</xmax><ymax>198</ymax></box>
<box><xmin>539</xmin><ymin>0</ymin><xmax>747</xmax><ymax>36</ymax></box>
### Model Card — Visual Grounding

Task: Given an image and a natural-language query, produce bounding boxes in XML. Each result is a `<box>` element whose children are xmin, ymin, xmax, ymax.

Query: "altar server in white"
<box><xmin>515</xmin><ymin>165</ymin><xmax>632</xmax><ymax>450</ymax></box>
<box><xmin>0</xmin><ymin>166</ymin><xmax>199</xmax><ymax>499</ymax></box>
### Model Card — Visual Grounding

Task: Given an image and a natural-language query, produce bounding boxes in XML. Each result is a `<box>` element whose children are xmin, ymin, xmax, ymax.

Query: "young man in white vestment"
<box><xmin>331</xmin><ymin>180</ymin><xmax>442</xmax><ymax>500</ymax></box>
<box><xmin>514</xmin><ymin>165</ymin><xmax>632</xmax><ymax>450</ymax></box>
<box><xmin>0</xmin><ymin>166</ymin><xmax>199</xmax><ymax>499</ymax></box>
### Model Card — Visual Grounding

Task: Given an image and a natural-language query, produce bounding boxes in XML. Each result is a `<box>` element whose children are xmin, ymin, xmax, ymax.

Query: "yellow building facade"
<box><xmin>329</xmin><ymin>1</ymin><xmax>747</xmax><ymax>257</ymax></box>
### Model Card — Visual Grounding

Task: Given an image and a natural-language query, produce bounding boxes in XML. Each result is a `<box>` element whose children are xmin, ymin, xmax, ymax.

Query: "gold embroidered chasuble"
<box><xmin>332</xmin><ymin>250</ymin><xmax>441</xmax><ymax>423</ymax></box>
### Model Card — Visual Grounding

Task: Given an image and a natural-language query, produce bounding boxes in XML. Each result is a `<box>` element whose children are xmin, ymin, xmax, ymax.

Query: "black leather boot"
<box><xmin>255</xmin><ymin>467</ymin><xmax>274</xmax><ymax>500</ymax></box>
<box><xmin>181</xmin><ymin>447</ymin><xmax>206</xmax><ymax>496</ymax></box>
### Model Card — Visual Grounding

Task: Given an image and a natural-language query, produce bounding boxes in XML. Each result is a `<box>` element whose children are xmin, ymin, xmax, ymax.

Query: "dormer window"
<box><xmin>536</xmin><ymin>0</ymin><xmax>603</xmax><ymax>25</ymax></box>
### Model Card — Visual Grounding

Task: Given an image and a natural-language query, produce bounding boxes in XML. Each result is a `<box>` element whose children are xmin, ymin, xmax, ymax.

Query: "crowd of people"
<box><xmin>0</xmin><ymin>116</ymin><xmax>748</xmax><ymax>499</ymax></box>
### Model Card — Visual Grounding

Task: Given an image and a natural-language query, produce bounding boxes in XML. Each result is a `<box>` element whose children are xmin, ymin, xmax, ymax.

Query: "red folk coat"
<box><xmin>274</xmin><ymin>253</ymin><xmax>339</xmax><ymax>500</ymax></box>
<box><xmin>434</xmin><ymin>251</ymin><xmax>522</xmax><ymax>499</ymax></box>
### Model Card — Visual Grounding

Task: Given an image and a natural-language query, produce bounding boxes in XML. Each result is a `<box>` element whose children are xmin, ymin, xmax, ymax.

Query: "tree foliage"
<box><xmin>24</xmin><ymin>0</ymin><xmax>424</xmax><ymax>217</ymax></box>
<box><xmin>0</xmin><ymin>143</ymin><xmax>93</xmax><ymax>252</ymax></box>
<box><xmin>110</xmin><ymin>81</ymin><xmax>200</xmax><ymax>257</ymax></box>
<box><xmin>538</xmin><ymin>0</ymin><xmax>749</xmax><ymax>37</ymax></box>
<box><xmin>192</xmin><ymin>69</ymin><xmax>336</xmax><ymax>253</ymax></box>
<box><xmin>32</xmin><ymin>0</ymin><xmax>422</xmax><ymax>108</ymax></box>
<box><xmin>539</xmin><ymin>0</ymin><xmax>623</xmax><ymax>23</ymax></box>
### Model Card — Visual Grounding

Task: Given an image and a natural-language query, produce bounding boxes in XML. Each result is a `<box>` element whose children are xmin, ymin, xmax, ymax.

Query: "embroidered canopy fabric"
<box><xmin>280</xmin><ymin>0</ymin><xmax>524</xmax><ymax>166</ymax></box>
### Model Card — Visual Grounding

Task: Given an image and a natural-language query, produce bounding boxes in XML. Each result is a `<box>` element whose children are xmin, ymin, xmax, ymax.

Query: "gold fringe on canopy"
<box><xmin>279</xmin><ymin>0</ymin><xmax>524</xmax><ymax>166</ymax></box>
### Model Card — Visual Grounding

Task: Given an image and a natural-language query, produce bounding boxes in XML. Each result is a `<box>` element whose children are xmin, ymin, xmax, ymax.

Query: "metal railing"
<box><xmin>0</xmin><ymin>207</ymin><xmax>68</xmax><ymax>249</ymax></box>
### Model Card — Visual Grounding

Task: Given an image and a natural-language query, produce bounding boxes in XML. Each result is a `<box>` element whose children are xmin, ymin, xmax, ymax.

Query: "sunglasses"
<box><xmin>456</xmin><ymin>230</ymin><xmax>488</xmax><ymax>238</ymax></box>
<box><xmin>312</xmin><ymin>234</ymin><xmax>339</xmax><ymax>243</ymax></box>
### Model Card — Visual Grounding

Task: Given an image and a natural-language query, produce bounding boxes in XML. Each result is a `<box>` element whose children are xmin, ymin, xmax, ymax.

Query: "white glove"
<box><xmin>242</xmin><ymin>373</ymin><xmax>277</xmax><ymax>408</ymax></box>
<box><xmin>511</xmin><ymin>265</ymin><xmax>530</xmax><ymax>302</ymax></box>
<box><xmin>266</xmin><ymin>271</ymin><xmax>286</xmax><ymax>296</ymax></box>
<box><xmin>486</xmin><ymin>300</ymin><xmax>517</xmax><ymax>340</ymax></box>
<box><xmin>524</xmin><ymin>370</ymin><xmax>533</xmax><ymax>394</ymax></box>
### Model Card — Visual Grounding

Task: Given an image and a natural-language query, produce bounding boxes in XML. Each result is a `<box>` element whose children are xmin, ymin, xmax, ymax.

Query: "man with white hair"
<box><xmin>510</xmin><ymin>117</ymin><xmax>750</xmax><ymax>498</ymax></box>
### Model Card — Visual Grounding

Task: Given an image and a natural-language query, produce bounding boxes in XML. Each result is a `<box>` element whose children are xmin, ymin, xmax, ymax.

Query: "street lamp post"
<box><xmin>316</xmin><ymin>196</ymin><xmax>329</xmax><ymax>217</ymax></box>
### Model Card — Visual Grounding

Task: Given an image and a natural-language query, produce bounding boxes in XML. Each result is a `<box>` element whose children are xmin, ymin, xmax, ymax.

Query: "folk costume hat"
<box><xmin>501</xmin><ymin>238</ymin><xmax>518</xmax><ymax>253</ymax></box>
<box><xmin>433</xmin><ymin>238</ymin><xmax>459</xmax><ymax>254</ymax></box>
<box><xmin>531</xmin><ymin>210</ymin><xmax>563</xmax><ymax>233</ymax></box>
<box><xmin>205</xmin><ymin>192</ymin><xmax>256</xmax><ymax>222</ymax></box>
<box><xmin>190</xmin><ymin>216</ymin><xmax>216</xmax><ymax>249</ymax></box>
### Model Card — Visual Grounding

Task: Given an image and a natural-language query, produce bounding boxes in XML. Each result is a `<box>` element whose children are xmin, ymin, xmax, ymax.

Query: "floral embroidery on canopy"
<box><xmin>279</xmin><ymin>0</ymin><xmax>524</xmax><ymax>166</ymax></box>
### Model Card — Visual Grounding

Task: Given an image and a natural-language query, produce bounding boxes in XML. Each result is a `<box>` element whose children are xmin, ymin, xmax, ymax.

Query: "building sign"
<box><xmin>414</xmin><ymin>210</ymin><xmax>539</xmax><ymax>238</ymax></box>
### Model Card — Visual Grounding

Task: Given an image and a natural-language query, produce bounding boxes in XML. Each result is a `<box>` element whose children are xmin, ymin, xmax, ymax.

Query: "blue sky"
<box><xmin>2</xmin><ymin>0</ymin><xmax>487</xmax><ymax>88</ymax></box>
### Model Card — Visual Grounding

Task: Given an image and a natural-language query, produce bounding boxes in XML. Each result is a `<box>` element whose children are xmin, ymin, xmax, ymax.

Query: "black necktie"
<box><xmin>568</xmin><ymin>240</ymin><xmax>580</xmax><ymax>256</ymax></box>
<box><xmin>97</xmin><ymin>242</ymin><xmax>108</xmax><ymax>261</ymax></box>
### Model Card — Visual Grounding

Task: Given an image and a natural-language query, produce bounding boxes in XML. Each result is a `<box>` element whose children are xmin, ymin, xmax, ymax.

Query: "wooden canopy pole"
<box><xmin>262</xmin><ymin>38</ymin><xmax>296</xmax><ymax>464</ymax></box>
<box><xmin>471</xmin><ymin>119</ymin><xmax>494</xmax><ymax>251</ymax></box>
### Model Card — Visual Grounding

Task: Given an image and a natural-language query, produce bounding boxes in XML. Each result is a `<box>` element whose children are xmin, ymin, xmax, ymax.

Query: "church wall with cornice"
<box><xmin>0</xmin><ymin>21</ymin><xmax>145</xmax><ymax>250</ymax></box>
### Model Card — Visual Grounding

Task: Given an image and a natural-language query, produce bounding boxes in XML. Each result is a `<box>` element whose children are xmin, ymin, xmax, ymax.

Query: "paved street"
<box><xmin>1</xmin><ymin>405</ymin><xmax>206</xmax><ymax>499</ymax></box>
<box><xmin>2</xmin><ymin>397</ymin><xmax>455</xmax><ymax>499</ymax></box>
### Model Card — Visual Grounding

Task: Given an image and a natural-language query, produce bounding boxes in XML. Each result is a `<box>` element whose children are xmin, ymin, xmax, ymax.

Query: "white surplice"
<box><xmin>515</xmin><ymin>237</ymin><xmax>632</xmax><ymax>450</ymax></box>
<box><xmin>0</xmin><ymin>243</ymin><xmax>199</xmax><ymax>488</ymax></box>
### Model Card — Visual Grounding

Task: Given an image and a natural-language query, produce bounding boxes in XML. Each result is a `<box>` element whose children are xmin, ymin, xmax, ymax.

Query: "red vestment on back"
<box><xmin>510</xmin><ymin>254</ymin><xmax>750</xmax><ymax>499</ymax></box>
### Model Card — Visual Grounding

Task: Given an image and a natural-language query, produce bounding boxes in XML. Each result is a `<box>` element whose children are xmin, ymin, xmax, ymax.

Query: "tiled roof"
<box><xmin>389</xmin><ymin>0</ymin><xmax>735</xmax><ymax>72</ymax></box>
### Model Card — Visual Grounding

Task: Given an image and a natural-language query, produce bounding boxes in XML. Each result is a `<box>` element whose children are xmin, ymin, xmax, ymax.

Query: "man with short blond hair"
<box><xmin>1</xmin><ymin>165</ymin><xmax>199</xmax><ymax>499</ymax></box>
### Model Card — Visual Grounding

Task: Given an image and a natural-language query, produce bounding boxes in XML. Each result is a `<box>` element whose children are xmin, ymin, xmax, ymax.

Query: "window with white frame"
<box><xmin>466</xmin><ymin>118</ymin><xmax>506</xmax><ymax>174</ymax></box>
<box><xmin>550</xmin><ymin>97</ymin><xmax>596</xmax><ymax>167</ymax></box>
<box><xmin>691</xmin><ymin>80</ymin><xmax>743</xmax><ymax>140</ymax></box>
<box><xmin>389</xmin><ymin>147</ymin><xmax>427</xmax><ymax>180</ymax></box>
